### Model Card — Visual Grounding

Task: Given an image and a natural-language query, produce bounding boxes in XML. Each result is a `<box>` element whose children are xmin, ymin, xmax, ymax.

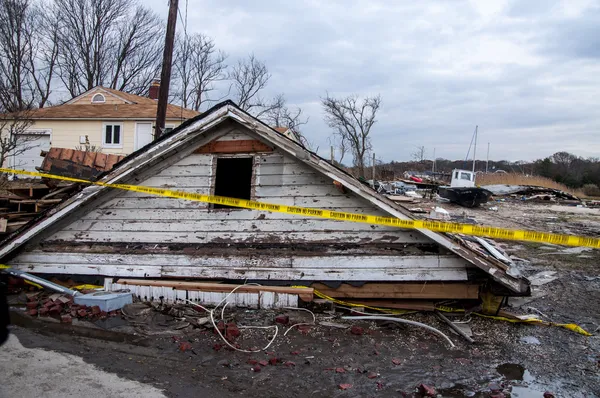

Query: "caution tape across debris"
<box><xmin>2</xmin><ymin>167</ymin><xmax>599</xmax><ymax>249</ymax></box>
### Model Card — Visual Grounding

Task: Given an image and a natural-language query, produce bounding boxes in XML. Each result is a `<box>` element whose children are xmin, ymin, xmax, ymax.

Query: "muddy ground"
<box><xmin>8</xmin><ymin>201</ymin><xmax>600</xmax><ymax>397</ymax></box>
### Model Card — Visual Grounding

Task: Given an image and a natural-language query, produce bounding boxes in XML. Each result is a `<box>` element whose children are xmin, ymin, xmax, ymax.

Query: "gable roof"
<box><xmin>0</xmin><ymin>101</ymin><xmax>529</xmax><ymax>294</ymax></box>
<box><xmin>65</xmin><ymin>86</ymin><xmax>156</xmax><ymax>105</ymax></box>
<box><xmin>24</xmin><ymin>86</ymin><xmax>200</xmax><ymax>120</ymax></box>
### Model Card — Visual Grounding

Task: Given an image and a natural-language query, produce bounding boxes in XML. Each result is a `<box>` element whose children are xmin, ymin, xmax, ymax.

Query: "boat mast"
<box><xmin>472</xmin><ymin>125</ymin><xmax>478</xmax><ymax>173</ymax></box>
<box><xmin>486</xmin><ymin>142</ymin><xmax>490</xmax><ymax>173</ymax></box>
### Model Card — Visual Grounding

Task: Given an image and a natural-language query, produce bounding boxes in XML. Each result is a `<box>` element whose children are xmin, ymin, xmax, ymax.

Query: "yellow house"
<box><xmin>7</xmin><ymin>85</ymin><xmax>199</xmax><ymax>172</ymax></box>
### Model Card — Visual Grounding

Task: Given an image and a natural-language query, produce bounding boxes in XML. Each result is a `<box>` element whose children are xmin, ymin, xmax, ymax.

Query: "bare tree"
<box><xmin>0</xmin><ymin>0</ymin><xmax>36</xmax><ymax>112</ymax></box>
<box><xmin>174</xmin><ymin>33</ymin><xmax>227</xmax><ymax>111</ymax></box>
<box><xmin>229</xmin><ymin>54</ymin><xmax>272</xmax><ymax>115</ymax></box>
<box><xmin>411</xmin><ymin>146</ymin><xmax>426</xmax><ymax>163</ymax></box>
<box><xmin>53</xmin><ymin>0</ymin><xmax>163</xmax><ymax>97</ymax></box>
<box><xmin>322</xmin><ymin>93</ymin><xmax>382</xmax><ymax>177</ymax></box>
<box><xmin>0</xmin><ymin>110</ymin><xmax>38</xmax><ymax>170</ymax></box>
<box><xmin>262</xmin><ymin>94</ymin><xmax>312</xmax><ymax>147</ymax></box>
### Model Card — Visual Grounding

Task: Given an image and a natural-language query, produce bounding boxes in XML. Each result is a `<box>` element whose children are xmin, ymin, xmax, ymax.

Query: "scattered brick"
<box><xmin>212</xmin><ymin>343</ymin><xmax>223</xmax><ymax>351</ymax></box>
<box><xmin>339</xmin><ymin>384</ymin><xmax>352</xmax><ymax>390</ymax></box>
<box><xmin>26</xmin><ymin>302</ymin><xmax>38</xmax><ymax>309</ymax></box>
<box><xmin>61</xmin><ymin>315</ymin><xmax>72</xmax><ymax>324</ymax></box>
<box><xmin>418</xmin><ymin>384</ymin><xmax>436</xmax><ymax>397</ymax></box>
<box><xmin>27</xmin><ymin>309</ymin><xmax>38</xmax><ymax>316</ymax></box>
<box><xmin>252</xmin><ymin>365</ymin><xmax>261</xmax><ymax>372</ymax></box>
<box><xmin>350</xmin><ymin>326</ymin><xmax>364</xmax><ymax>335</ymax></box>
<box><xmin>367</xmin><ymin>372</ymin><xmax>378</xmax><ymax>379</ymax></box>
<box><xmin>49</xmin><ymin>305</ymin><xmax>62</xmax><ymax>315</ymax></box>
<box><xmin>258</xmin><ymin>360</ymin><xmax>268</xmax><ymax>367</ymax></box>
<box><xmin>39</xmin><ymin>308</ymin><xmax>49</xmax><ymax>316</ymax></box>
<box><xmin>268</xmin><ymin>357</ymin><xmax>278</xmax><ymax>366</ymax></box>
<box><xmin>91</xmin><ymin>306</ymin><xmax>101</xmax><ymax>315</ymax></box>
<box><xmin>275</xmin><ymin>315</ymin><xmax>289</xmax><ymax>325</ymax></box>
<box><xmin>291</xmin><ymin>351</ymin><xmax>300</xmax><ymax>355</ymax></box>
<box><xmin>225</xmin><ymin>322</ymin><xmax>240</xmax><ymax>339</ymax></box>
<box><xmin>335</xmin><ymin>367</ymin><xmax>345</xmax><ymax>373</ymax></box>
<box><xmin>247</xmin><ymin>359</ymin><xmax>258</xmax><ymax>365</ymax></box>
<box><xmin>284</xmin><ymin>361</ymin><xmax>295</xmax><ymax>367</ymax></box>
<box><xmin>179</xmin><ymin>341</ymin><xmax>192</xmax><ymax>352</ymax></box>
<box><xmin>544</xmin><ymin>393</ymin><xmax>556</xmax><ymax>398</ymax></box>
<box><xmin>392</xmin><ymin>358</ymin><xmax>402</xmax><ymax>365</ymax></box>
<box><xmin>77</xmin><ymin>309</ymin><xmax>88</xmax><ymax>318</ymax></box>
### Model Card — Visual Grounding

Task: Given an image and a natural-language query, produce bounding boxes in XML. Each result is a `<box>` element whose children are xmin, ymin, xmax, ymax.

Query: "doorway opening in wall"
<box><xmin>213</xmin><ymin>157</ymin><xmax>253</xmax><ymax>209</ymax></box>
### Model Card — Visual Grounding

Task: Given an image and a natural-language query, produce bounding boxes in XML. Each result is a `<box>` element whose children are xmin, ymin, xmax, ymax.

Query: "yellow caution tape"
<box><xmin>1</xmin><ymin>167</ymin><xmax>598</xmax><ymax>248</ymax></box>
<box><xmin>72</xmin><ymin>284</ymin><xmax>104</xmax><ymax>291</ymax></box>
<box><xmin>292</xmin><ymin>285</ymin><xmax>411</xmax><ymax>315</ymax></box>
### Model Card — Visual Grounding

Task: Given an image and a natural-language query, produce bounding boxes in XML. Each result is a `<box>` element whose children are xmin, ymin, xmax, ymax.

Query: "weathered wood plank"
<box><xmin>61</xmin><ymin>218</ymin><xmax>405</xmax><ymax>233</ymax></box>
<box><xmin>310</xmin><ymin>282</ymin><xmax>480</xmax><ymax>299</ymax></box>
<box><xmin>170</xmin><ymin>154</ymin><xmax>213</xmax><ymax>167</ymax></box>
<box><xmin>14</xmin><ymin>252</ymin><xmax>465</xmax><ymax>270</ymax></box>
<box><xmin>44</xmin><ymin>230</ymin><xmax>430</xmax><ymax>244</ymax></box>
<box><xmin>9</xmin><ymin>261</ymin><xmax>468</xmax><ymax>281</ymax></box>
<box><xmin>215</xmin><ymin>130</ymin><xmax>256</xmax><ymax>141</ymax></box>
<box><xmin>140</xmin><ymin>174</ymin><xmax>329</xmax><ymax>188</ymax></box>
<box><xmin>196</xmin><ymin>140</ymin><xmax>273</xmax><ymax>153</ymax></box>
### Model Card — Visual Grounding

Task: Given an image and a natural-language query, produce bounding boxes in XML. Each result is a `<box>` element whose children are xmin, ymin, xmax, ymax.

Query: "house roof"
<box><xmin>25</xmin><ymin>103</ymin><xmax>200</xmax><ymax>120</ymax></box>
<box><xmin>23</xmin><ymin>86</ymin><xmax>200</xmax><ymax>120</ymax></box>
<box><xmin>39</xmin><ymin>148</ymin><xmax>126</xmax><ymax>180</ymax></box>
<box><xmin>0</xmin><ymin>100</ymin><xmax>530</xmax><ymax>294</ymax></box>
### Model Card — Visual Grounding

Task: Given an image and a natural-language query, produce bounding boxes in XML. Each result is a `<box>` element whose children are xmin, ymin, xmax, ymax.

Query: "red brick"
<box><xmin>91</xmin><ymin>306</ymin><xmax>101</xmax><ymax>315</ymax></box>
<box><xmin>268</xmin><ymin>357</ymin><xmax>278</xmax><ymax>365</ymax></box>
<box><xmin>49</xmin><ymin>305</ymin><xmax>62</xmax><ymax>315</ymax></box>
<box><xmin>77</xmin><ymin>309</ymin><xmax>88</xmax><ymax>318</ymax></box>
<box><xmin>26</xmin><ymin>302</ymin><xmax>38</xmax><ymax>309</ymax></box>
<box><xmin>258</xmin><ymin>360</ymin><xmax>268</xmax><ymax>366</ymax></box>
<box><xmin>27</xmin><ymin>309</ymin><xmax>38</xmax><ymax>316</ymax></box>
<box><xmin>367</xmin><ymin>372</ymin><xmax>378</xmax><ymax>379</ymax></box>
<box><xmin>226</xmin><ymin>323</ymin><xmax>240</xmax><ymax>339</ymax></box>
<box><xmin>418</xmin><ymin>384</ymin><xmax>436</xmax><ymax>397</ymax></box>
<box><xmin>275</xmin><ymin>315</ymin><xmax>289</xmax><ymax>325</ymax></box>
<box><xmin>61</xmin><ymin>315</ymin><xmax>72</xmax><ymax>324</ymax></box>
<box><xmin>39</xmin><ymin>308</ymin><xmax>49</xmax><ymax>316</ymax></box>
<box><xmin>247</xmin><ymin>359</ymin><xmax>258</xmax><ymax>365</ymax></box>
<box><xmin>350</xmin><ymin>326</ymin><xmax>364</xmax><ymax>335</ymax></box>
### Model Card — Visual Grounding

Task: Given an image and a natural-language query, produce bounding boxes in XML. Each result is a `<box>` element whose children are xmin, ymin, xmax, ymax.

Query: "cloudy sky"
<box><xmin>148</xmin><ymin>0</ymin><xmax>600</xmax><ymax>162</ymax></box>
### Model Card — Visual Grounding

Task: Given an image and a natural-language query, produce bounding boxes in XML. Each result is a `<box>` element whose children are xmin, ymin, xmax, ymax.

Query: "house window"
<box><xmin>213</xmin><ymin>157</ymin><xmax>253</xmax><ymax>209</ymax></box>
<box><xmin>92</xmin><ymin>93</ymin><xmax>106</xmax><ymax>103</ymax></box>
<box><xmin>103</xmin><ymin>123</ymin><xmax>123</xmax><ymax>147</ymax></box>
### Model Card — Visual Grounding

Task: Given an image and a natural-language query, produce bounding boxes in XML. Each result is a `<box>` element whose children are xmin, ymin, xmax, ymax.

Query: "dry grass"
<box><xmin>476</xmin><ymin>173</ymin><xmax>584</xmax><ymax>197</ymax></box>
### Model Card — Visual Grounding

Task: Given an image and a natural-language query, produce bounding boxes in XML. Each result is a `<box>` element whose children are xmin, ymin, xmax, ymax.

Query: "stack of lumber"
<box><xmin>0</xmin><ymin>181</ymin><xmax>78</xmax><ymax>234</ymax></box>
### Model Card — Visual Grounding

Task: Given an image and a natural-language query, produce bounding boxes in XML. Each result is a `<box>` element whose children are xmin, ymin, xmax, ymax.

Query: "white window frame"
<box><xmin>91</xmin><ymin>93</ymin><xmax>106</xmax><ymax>103</ymax></box>
<box><xmin>102</xmin><ymin>122</ymin><xmax>123</xmax><ymax>148</ymax></box>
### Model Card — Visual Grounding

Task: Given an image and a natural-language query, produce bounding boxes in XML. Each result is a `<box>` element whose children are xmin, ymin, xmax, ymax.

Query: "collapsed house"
<box><xmin>0</xmin><ymin>101</ymin><xmax>530</xmax><ymax>308</ymax></box>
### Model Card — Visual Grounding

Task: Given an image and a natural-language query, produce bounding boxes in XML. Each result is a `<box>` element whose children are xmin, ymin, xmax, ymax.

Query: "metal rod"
<box><xmin>372</xmin><ymin>152</ymin><xmax>376</xmax><ymax>183</ymax></box>
<box><xmin>472</xmin><ymin>125</ymin><xmax>478</xmax><ymax>173</ymax></box>
<box><xmin>486</xmin><ymin>142</ymin><xmax>490</xmax><ymax>173</ymax></box>
<box><xmin>435</xmin><ymin>310</ymin><xmax>474</xmax><ymax>344</ymax></box>
<box><xmin>3</xmin><ymin>268</ymin><xmax>79</xmax><ymax>296</ymax></box>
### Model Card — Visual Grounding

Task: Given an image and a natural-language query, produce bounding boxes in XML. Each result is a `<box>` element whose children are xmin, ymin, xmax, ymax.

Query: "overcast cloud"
<box><xmin>147</xmin><ymin>0</ymin><xmax>600</xmax><ymax>162</ymax></box>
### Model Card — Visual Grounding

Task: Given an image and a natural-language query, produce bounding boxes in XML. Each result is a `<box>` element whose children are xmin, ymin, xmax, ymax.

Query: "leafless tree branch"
<box><xmin>322</xmin><ymin>93</ymin><xmax>381</xmax><ymax>177</ymax></box>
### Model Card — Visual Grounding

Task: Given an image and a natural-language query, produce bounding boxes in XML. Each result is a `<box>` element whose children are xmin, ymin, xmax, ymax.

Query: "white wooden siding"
<box><xmin>44</xmin><ymin>151</ymin><xmax>432</xmax><ymax>245</ymax></box>
<box><xmin>12</xmin><ymin>252</ymin><xmax>468</xmax><ymax>281</ymax></box>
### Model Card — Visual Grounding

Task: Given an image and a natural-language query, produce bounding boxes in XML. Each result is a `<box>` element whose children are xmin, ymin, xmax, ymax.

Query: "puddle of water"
<box><xmin>496</xmin><ymin>363</ymin><xmax>556</xmax><ymax>398</ymax></box>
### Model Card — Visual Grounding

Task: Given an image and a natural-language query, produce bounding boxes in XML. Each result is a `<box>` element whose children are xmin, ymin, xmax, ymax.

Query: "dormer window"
<box><xmin>92</xmin><ymin>93</ymin><xmax>106</xmax><ymax>103</ymax></box>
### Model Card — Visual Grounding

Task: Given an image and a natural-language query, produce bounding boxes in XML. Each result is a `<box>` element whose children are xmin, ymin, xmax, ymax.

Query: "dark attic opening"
<box><xmin>213</xmin><ymin>157</ymin><xmax>253</xmax><ymax>209</ymax></box>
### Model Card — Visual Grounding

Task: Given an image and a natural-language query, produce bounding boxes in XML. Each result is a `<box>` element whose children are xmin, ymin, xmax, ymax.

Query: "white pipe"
<box><xmin>342</xmin><ymin>315</ymin><xmax>455</xmax><ymax>347</ymax></box>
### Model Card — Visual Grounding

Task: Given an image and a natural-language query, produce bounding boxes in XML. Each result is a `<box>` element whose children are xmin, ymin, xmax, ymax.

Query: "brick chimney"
<box><xmin>148</xmin><ymin>79</ymin><xmax>160</xmax><ymax>100</ymax></box>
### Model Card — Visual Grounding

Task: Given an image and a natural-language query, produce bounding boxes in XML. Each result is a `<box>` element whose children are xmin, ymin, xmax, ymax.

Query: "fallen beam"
<box><xmin>115</xmin><ymin>279</ymin><xmax>314</xmax><ymax>301</ymax></box>
<box><xmin>311</xmin><ymin>282</ymin><xmax>480</xmax><ymax>300</ymax></box>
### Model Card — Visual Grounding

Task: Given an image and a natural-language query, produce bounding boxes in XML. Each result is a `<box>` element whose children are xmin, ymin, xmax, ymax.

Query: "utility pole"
<box><xmin>432</xmin><ymin>147</ymin><xmax>436</xmax><ymax>173</ymax></box>
<box><xmin>154</xmin><ymin>0</ymin><xmax>179</xmax><ymax>139</ymax></box>
<box><xmin>330</xmin><ymin>146</ymin><xmax>334</xmax><ymax>163</ymax></box>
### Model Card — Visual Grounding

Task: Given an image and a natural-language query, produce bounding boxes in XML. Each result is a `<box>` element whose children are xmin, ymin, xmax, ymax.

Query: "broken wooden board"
<box><xmin>115</xmin><ymin>279</ymin><xmax>314</xmax><ymax>302</ymax></box>
<box><xmin>311</xmin><ymin>282</ymin><xmax>480</xmax><ymax>300</ymax></box>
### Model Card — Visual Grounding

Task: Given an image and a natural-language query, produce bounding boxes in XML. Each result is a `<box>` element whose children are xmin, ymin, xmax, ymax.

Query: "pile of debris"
<box><xmin>483</xmin><ymin>184</ymin><xmax>580</xmax><ymax>203</ymax></box>
<box><xmin>0</xmin><ymin>180</ymin><xmax>78</xmax><ymax>236</ymax></box>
